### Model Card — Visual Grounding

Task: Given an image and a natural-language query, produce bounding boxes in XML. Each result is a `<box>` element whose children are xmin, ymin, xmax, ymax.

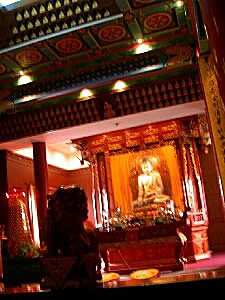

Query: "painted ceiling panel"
<box><xmin>0</xmin><ymin>0</ymin><xmax>202</xmax><ymax>111</ymax></box>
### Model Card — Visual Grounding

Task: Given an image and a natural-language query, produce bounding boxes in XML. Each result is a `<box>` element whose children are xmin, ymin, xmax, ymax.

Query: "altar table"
<box><xmin>96</xmin><ymin>222</ymin><xmax>185</xmax><ymax>273</ymax></box>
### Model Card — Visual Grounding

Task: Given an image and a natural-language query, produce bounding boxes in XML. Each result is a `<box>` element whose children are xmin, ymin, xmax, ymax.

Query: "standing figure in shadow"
<box><xmin>41</xmin><ymin>185</ymin><xmax>101</xmax><ymax>289</ymax></box>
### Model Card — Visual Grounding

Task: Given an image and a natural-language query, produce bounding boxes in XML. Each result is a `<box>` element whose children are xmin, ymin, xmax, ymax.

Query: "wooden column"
<box><xmin>198</xmin><ymin>56</ymin><xmax>225</xmax><ymax>198</ymax></box>
<box><xmin>198</xmin><ymin>0</ymin><xmax>225</xmax><ymax>108</ymax></box>
<box><xmin>179</xmin><ymin>138</ymin><xmax>210</xmax><ymax>261</ymax></box>
<box><xmin>96</xmin><ymin>152</ymin><xmax>110</xmax><ymax>229</ymax></box>
<box><xmin>197</xmin><ymin>0</ymin><xmax>225</xmax><ymax>195</ymax></box>
<box><xmin>198</xmin><ymin>146</ymin><xmax>225</xmax><ymax>251</ymax></box>
<box><xmin>0</xmin><ymin>150</ymin><xmax>8</xmax><ymax>231</ymax></box>
<box><xmin>32</xmin><ymin>142</ymin><xmax>48</xmax><ymax>245</ymax></box>
<box><xmin>91</xmin><ymin>159</ymin><xmax>102</xmax><ymax>227</ymax></box>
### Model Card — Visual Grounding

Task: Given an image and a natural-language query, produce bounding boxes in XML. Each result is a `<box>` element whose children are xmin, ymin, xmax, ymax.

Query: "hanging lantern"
<box><xmin>92</xmin><ymin>0</ymin><xmax>98</xmax><ymax>9</ymax></box>
<box><xmin>12</xmin><ymin>25</ymin><xmax>18</xmax><ymax>34</ymax></box>
<box><xmin>83</xmin><ymin>2</ymin><xmax>90</xmax><ymax>12</ymax></box>
<box><xmin>87</xmin><ymin>13</ymin><xmax>93</xmax><ymax>22</ymax></box>
<box><xmin>67</xmin><ymin>7</ymin><xmax>73</xmax><ymax>17</ymax></box>
<box><xmin>43</xmin><ymin>15</ymin><xmax>49</xmax><ymax>24</ymax></box>
<box><xmin>16</xmin><ymin>12</ymin><xmax>22</xmax><ymax>21</ymax></box>
<box><xmin>27</xmin><ymin>20</ymin><xmax>34</xmax><ymax>30</ymax></box>
<box><xmin>55</xmin><ymin>0</ymin><xmax>62</xmax><ymax>8</ymax></box>
<box><xmin>47</xmin><ymin>1</ymin><xmax>54</xmax><ymax>11</ymax></box>
<box><xmin>70</xmin><ymin>19</ymin><xmax>76</xmax><ymax>27</ymax></box>
<box><xmin>31</xmin><ymin>32</ymin><xmax>37</xmax><ymax>39</ymax></box>
<box><xmin>35</xmin><ymin>18</ymin><xmax>41</xmax><ymax>27</ymax></box>
<box><xmin>46</xmin><ymin>26</ymin><xmax>52</xmax><ymax>34</ymax></box>
<box><xmin>78</xmin><ymin>16</ymin><xmax>85</xmax><ymax>24</ymax></box>
<box><xmin>39</xmin><ymin>29</ymin><xmax>45</xmax><ymax>36</ymax></box>
<box><xmin>16</xmin><ymin>37</ymin><xmax>22</xmax><ymax>44</ymax></box>
<box><xmin>23</xmin><ymin>34</ymin><xmax>29</xmax><ymax>41</ymax></box>
<box><xmin>50</xmin><ymin>13</ymin><xmax>57</xmax><ymax>22</ymax></box>
<box><xmin>103</xmin><ymin>9</ymin><xmax>110</xmax><ymax>17</ymax></box>
<box><xmin>54</xmin><ymin>24</ymin><xmax>60</xmax><ymax>32</ymax></box>
<box><xmin>31</xmin><ymin>7</ymin><xmax>38</xmax><ymax>16</ymax></box>
<box><xmin>95</xmin><ymin>11</ymin><xmax>102</xmax><ymax>19</ymax></box>
<box><xmin>62</xmin><ymin>21</ymin><xmax>68</xmax><ymax>29</ymax></box>
<box><xmin>23</xmin><ymin>9</ymin><xmax>30</xmax><ymax>19</ymax></box>
<box><xmin>9</xmin><ymin>40</ymin><xmax>14</xmax><ymax>46</ymax></box>
<box><xmin>75</xmin><ymin>5</ymin><xmax>81</xmax><ymax>14</ymax></box>
<box><xmin>39</xmin><ymin>4</ymin><xmax>46</xmax><ymax>14</ymax></box>
<box><xmin>20</xmin><ymin>23</ymin><xmax>26</xmax><ymax>32</ymax></box>
<box><xmin>59</xmin><ymin>10</ymin><xmax>65</xmax><ymax>19</ymax></box>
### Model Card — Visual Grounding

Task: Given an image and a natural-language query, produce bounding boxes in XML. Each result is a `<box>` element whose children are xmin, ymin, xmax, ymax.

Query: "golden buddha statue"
<box><xmin>133</xmin><ymin>157</ymin><xmax>170</xmax><ymax>209</ymax></box>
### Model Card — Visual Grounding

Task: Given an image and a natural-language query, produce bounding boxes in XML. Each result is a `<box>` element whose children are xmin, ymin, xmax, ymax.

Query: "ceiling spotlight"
<box><xmin>137</xmin><ymin>38</ymin><xmax>144</xmax><ymax>44</ymax></box>
<box><xmin>174</xmin><ymin>0</ymin><xmax>184</xmax><ymax>8</ymax></box>
<box><xmin>136</xmin><ymin>43</ymin><xmax>151</xmax><ymax>54</ymax></box>
<box><xmin>18</xmin><ymin>73</ymin><xmax>32</xmax><ymax>85</ymax></box>
<box><xmin>80</xmin><ymin>88</ymin><xmax>93</xmax><ymax>98</ymax></box>
<box><xmin>113</xmin><ymin>80</ymin><xmax>127</xmax><ymax>91</ymax></box>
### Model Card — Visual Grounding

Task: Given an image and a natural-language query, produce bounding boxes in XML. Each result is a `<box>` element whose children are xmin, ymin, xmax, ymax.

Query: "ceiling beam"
<box><xmin>0</xmin><ymin>13</ymin><xmax>124</xmax><ymax>55</ymax></box>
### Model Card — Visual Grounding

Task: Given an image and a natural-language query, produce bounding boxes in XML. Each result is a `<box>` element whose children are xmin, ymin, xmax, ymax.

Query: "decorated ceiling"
<box><xmin>0</xmin><ymin>0</ymin><xmax>207</xmax><ymax>113</ymax></box>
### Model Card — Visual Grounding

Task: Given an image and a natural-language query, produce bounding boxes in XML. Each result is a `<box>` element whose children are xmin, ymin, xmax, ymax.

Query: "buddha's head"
<box><xmin>140</xmin><ymin>157</ymin><xmax>153</xmax><ymax>175</ymax></box>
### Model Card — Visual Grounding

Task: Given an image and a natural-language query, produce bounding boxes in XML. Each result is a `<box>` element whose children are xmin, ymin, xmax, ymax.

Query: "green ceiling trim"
<box><xmin>176</xmin><ymin>4</ymin><xmax>188</xmax><ymax>28</ymax></box>
<box><xmin>115</xmin><ymin>0</ymin><xmax>130</xmax><ymax>11</ymax></box>
<box><xmin>184</xmin><ymin>1</ymin><xmax>193</xmax><ymax>33</ymax></box>
<box><xmin>199</xmin><ymin>39</ymin><xmax>209</xmax><ymax>54</ymax></box>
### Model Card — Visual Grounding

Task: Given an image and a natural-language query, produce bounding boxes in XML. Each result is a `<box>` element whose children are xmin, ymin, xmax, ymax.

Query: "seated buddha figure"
<box><xmin>133</xmin><ymin>157</ymin><xmax>170</xmax><ymax>209</ymax></box>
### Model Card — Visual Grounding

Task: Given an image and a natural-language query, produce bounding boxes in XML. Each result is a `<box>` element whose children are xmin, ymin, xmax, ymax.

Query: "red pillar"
<box><xmin>33</xmin><ymin>142</ymin><xmax>48</xmax><ymax>245</ymax></box>
<box><xmin>0</xmin><ymin>150</ymin><xmax>8</xmax><ymax>231</ymax></box>
<box><xmin>198</xmin><ymin>0</ymin><xmax>225</xmax><ymax>108</ymax></box>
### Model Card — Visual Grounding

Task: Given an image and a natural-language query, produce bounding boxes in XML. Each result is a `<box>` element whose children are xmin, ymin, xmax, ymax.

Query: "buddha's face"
<box><xmin>141</xmin><ymin>161</ymin><xmax>153</xmax><ymax>174</ymax></box>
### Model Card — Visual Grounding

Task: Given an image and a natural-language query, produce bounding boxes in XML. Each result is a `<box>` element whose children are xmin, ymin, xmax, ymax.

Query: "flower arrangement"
<box><xmin>109</xmin><ymin>208</ymin><xmax>128</xmax><ymax>230</ymax></box>
<box><xmin>151</xmin><ymin>206</ymin><xmax>176</xmax><ymax>225</ymax></box>
<box><xmin>7</xmin><ymin>240</ymin><xmax>40</xmax><ymax>259</ymax></box>
<box><xmin>108</xmin><ymin>204</ymin><xmax>176</xmax><ymax>230</ymax></box>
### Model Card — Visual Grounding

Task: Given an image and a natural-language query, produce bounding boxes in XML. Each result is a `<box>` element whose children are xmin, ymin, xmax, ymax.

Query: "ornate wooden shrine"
<box><xmin>72</xmin><ymin>114</ymin><xmax>211</xmax><ymax>271</ymax></box>
<box><xmin>0</xmin><ymin>0</ymin><xmax>225</xmax><ymax>280</ymax></box>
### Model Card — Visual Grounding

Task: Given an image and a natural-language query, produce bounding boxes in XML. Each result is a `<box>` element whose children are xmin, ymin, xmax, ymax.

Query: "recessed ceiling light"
<box><xmin>137</xmin><ymin>38</ymin><xmax>144</xmax><ymax>44</ymax></box>
<box><xmin>136</xmin><ymin>43</ymin><xmax>151</xmax><ymax>54</ymax></box>
<box><xmin>113</xmin><ymin>80</ymin><xmax>127</xmax><ymax>91</ymax></box>
<box><xmin>80</xmin><ymin>88</ymin><xmax>93</xmax><ymax>98</ymax></box>
<box><xmin>174</xmin><ymin>0</ymin><xmax>184</xmax><ymax>8</ymax></box>
<box><xmin>18</xmin><ymin>74</ymin><xmax>32</xmax><ymax>85</ymax></box>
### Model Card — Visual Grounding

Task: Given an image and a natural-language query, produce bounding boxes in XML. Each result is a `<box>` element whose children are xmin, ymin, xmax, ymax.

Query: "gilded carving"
<box><xmin>125</xmin><ymin>131</ymin><xmax>140</xmax><ymax>139</ymax></box>
<box><xmin>108</xmin><ymin>143</ymin><xmax>122</xmax><ymax>151</ymax></box>
<box><xmin>162</xmin><ymin>131</ymin><xmax>179</xmax><ymax>140</ymax></box>
<box><xmin>107</xmin><ymin>136</ymin><xmax>123</xmax><ymax>143</ymax></box>
<box><xmin>161</xmin><ymin>121</ymin><xmax>177</xmax><ymax>132</ymax></box>
<box><xmin>144</xmin><ymin>135</ymin><xmax>159</xmax><ymax>144</ymax></box>
<box><xmin>189</xmin><ymin>144</ymin><xmax>200</xmax><ymax>180</ymax></box>
<box><xmin>91</xmin><ymin>138</ymin><xmax>105</xmax><ymax>147</ymax></box>
<box><xmin>92</xmin><ymin>146</ymin><xmax>105</xmax><ymax>153</ymax></box>
<box><xmin>198</xmin><ymin>55</ymin><xmax>225</xmax><ymax>192</ymax></box>
<box><xmin>143</xmin><ymin>126</ymin><xmax>159</xmax><ymax>136</ymax></box>
<box><xmin>126</xmin><ymin>139</ymin><xmax>140</xmax><ymax>147</ymax></box>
